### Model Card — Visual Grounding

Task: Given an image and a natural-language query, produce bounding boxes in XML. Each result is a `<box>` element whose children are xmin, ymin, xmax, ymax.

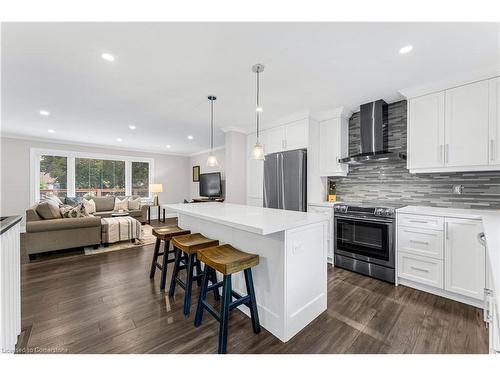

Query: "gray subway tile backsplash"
<box><xmin>328</xmin><ymin>100</ymin><xmax>500</xmax><ymax>209</ymax></box>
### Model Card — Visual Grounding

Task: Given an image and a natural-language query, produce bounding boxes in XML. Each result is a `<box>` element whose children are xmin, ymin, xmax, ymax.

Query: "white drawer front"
<box><xmin>398</xmin><ymin>252</ymin><xmax>444</xmax><ymax>288</ymax></box>
<box><xmin>398</xmin><ymin>214</ymin><xmax>444</xmax><ymax>231</ymax></box>
<box><xmin>398</xmin><ymin>227</ymin><xmax>444</xmax><ymax>259</ymax></box>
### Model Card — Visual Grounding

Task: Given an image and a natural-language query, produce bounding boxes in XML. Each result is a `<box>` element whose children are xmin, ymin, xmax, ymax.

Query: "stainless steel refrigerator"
<box><xmin>263</xmin><ymin>149</ymin><xmax>307</xmax><ymax>212</ymax></box>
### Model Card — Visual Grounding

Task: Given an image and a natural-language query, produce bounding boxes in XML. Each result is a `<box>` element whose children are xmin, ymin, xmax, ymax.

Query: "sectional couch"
<box><xmin>25</xmin><ymin>195</ymin><xmax>150</xmax><ymax>259</ymax></box>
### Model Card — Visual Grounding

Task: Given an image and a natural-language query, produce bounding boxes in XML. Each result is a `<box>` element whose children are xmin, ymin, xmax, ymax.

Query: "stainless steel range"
<box><xmin>334</xmin><ymin>202</ymin><xmax>404</xmax><ymax>283</ymax></box>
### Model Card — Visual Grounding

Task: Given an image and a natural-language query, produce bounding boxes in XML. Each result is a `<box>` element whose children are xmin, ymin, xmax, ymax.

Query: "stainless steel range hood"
<box><xmin>339</xmin><ymin>100</ymin><xmax>406</xmax><ymax>165</ymax></box>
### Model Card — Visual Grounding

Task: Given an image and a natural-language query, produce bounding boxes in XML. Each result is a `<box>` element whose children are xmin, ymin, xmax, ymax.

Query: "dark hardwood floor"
<box><xmin>18</xmin><ymin>220</ymin><xmax>488</xmax><ymax>354</ymax></box>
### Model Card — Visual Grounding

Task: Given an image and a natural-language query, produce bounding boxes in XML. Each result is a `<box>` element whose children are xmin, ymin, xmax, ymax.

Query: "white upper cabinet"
<box><xmin>407</xmin><ymin>76</ymin><xmax>500</xmax><ymax>173</ymax></box>
<box><xmin>444</xmin><ymin>218</ymin><xmax>485</xmax><ymax>300</ymax></box>
<box><xmin>445</xmin><ymin>80</ymin><xmax>489</xmax><ymax>168</ymax></box>
<box><xmin>489</xmin><ymin>77</ymin><xmax>500</xmax><ymax>164</ymax></box>
<box><xmin>318</xmin><ymin>116</ymin><xmax>349</xmax><ymax>176</ymax></box>
<box><xmin>263</xmin><ymin>126</ymin><xmax>285</xmax><ymax>154</ymax></box>
<box><xmin>408</xmin><ymin>91</ymin><xmax>445</xmax><ymax>169</ymax></box>
<box><xmin>260</xmin><ymin>119</ymin><xmax>309</xmax><ymax>155</ymax></box>
<box><xmin>284</xmin><ymin>119</ymin><xmax>309</xmax><ymax>151</ymax></box>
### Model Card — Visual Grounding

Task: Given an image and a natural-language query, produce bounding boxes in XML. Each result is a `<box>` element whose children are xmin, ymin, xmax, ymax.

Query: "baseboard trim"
<box><xmin>398</xmin><ymin>277</ymin><xmax>484</xmax><ymax>308</ymax></box>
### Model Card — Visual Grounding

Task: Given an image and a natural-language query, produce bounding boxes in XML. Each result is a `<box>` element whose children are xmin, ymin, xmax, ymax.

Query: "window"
<box><xmin>31</xmin><ymin>149</ymin><xmax>153</xmax><ymax>205</ymax></box>
<box><xmin>132</xmin><ymin>161</ymin><xmax>149</xmax><ymax>197</ymax></box>
<box><xmin>39</xmin><ymin>155</ymin><xmax>68</xmax><ymax>201</ymax></box>
<box><xmin>75</xmin><ymin>158</ymin><xmax>126</xmax><ymax>197</ymax></box>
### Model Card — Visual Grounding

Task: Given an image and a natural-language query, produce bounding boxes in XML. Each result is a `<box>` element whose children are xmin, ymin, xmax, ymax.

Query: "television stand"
<box><xmin>191</xmin><ymin>198</ymin><xmax>225</xmax><ymax>203</ymax></box>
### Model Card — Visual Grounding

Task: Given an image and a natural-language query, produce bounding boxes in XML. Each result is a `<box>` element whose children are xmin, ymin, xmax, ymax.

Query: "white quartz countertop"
<box><xmin>308</xmin><ymin>201</ymin><xmax>340</xmax><ymax>208</ymax></box>
<box><xmin>163</xmin><ymin>202</ymin><xmax>329</xmax><ymax>235</ymax></box>
<box><xmin>397</xmin><ymin>205</ymin><xmax>500</xmax><ymax>301</ymax></box>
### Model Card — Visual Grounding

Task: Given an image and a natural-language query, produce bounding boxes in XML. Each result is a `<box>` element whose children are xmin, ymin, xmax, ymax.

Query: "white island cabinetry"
<box><xmin>164</xmin><ymin>203</ymin><xmax>328</xmax><ymax>342</ymax></box>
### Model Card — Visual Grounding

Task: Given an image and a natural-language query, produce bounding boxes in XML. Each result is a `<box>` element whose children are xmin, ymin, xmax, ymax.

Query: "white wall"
<box><xmin>0</xmin><ymin>136</ymin><xmax>191</xmax><ymax>225</ymax></box>
<box><xmin>224</xmin><ymin>131</ymin><xmax>246</xmax><ymax>204</ymax></box>
<box><xmin>189</xmin><ymin>148</ymin><xmax>225</xmax><ymax>198</ymax></box>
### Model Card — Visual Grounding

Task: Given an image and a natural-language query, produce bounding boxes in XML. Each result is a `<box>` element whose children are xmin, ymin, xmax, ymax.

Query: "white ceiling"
<box><xmin>2</xmin><ymin>22</ymin><xmax>499</xmax><ymax>155</ymax></box>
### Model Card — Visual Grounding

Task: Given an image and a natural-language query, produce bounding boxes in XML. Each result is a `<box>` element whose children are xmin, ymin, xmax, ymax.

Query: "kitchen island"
<box><xmin>163</xmin><ymin>202</ymin><xmax>328</xmax><ymax>342</ymax></box>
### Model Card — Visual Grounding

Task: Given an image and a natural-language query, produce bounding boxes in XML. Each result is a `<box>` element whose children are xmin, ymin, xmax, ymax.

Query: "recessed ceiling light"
<box><xmin>39</xmin><ymin>110</ymin><xmax>50</xmax><ymax>116</ymax></box>
<box><xmin>256</xmin><ymin>106</ymin><xmax>263</xmax><ymax>113</ymax></box>
<box><xmin>48</xmin><ymin>129</ymin><xmax>55</xmax><ymax>134</ymax></box>
<box><xmin>101</xmin><ymin>53</ymin><xmax>115</xmax><ymax>62</ymax></box>
<box><xmin>187</xmin><ymin>135</ymin><xmax>194</xmax><ymax>140</ymax></box>
<box><xmin>399</xmin><ymin>45</ymin><xmax>413</xmax><ymax>54</ymax></box>
<box><xmin>166</xmin><ymin>145</ymin><xmax>171</xmax><ymax>149</ymax></box>
<box><xmin>116</xmin><ymin>138</ymin><xmax>122</xmax><ymax>142</ymax></box>
<box><xmin>128</xmin><ymin>124</ymin><xmax>136</xmax><ymax>130</ymax></box>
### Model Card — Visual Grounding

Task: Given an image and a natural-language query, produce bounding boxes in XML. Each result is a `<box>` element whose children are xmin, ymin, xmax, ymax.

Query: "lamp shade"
<box><xmin>150</xmin><ymin>183</ymin><xmax>163</xmax><ymax>193</ymax></box>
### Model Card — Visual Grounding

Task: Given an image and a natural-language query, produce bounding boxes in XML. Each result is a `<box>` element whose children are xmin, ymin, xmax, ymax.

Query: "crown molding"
<box><xmin>220</xmin><ymin>126</ymin><xmax>248</xmax><ymax>134</ymax></box>
<box><xmin>0</xmin><ymin>132</ymin><xmax>190</xmax><ymax>157</ymax></box>
<box><xmin>311</xmin><ymin>107</ymin><xmax>353</xmax><ymax>122</ymax></box>
<box><xmin>399</xmin><ymin>68</ymin><xmax>500</xmax><ymax>99</ymax></box>
<box><xmin>188</xmin><ymin>145</ymin><xmax>225</xmax><ymax>157</ymax></box>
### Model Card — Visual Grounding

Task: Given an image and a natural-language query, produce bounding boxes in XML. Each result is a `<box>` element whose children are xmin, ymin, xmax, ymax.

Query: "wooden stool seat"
<box><xmin>152</xmin><ymin>225</ymin><xmax>190</xmax><ymax>240</ymax></box>
<box><xmin>149</xmin><ymin>225</ymin><xmax>191</xmax><ymax>290</ymax></box>
<box><xmin>169</xmin><ymin>233</ymin><xmax>220</xmax><ymax>315</ymax></box>
<box><xmin>197</xmin><ymin>244</ymin><xmax>259</xmax><ymax>275</ymax></box>
<box><xmin>171</xmin><ymin>233</ymin><xmax>219</xmax><ymax>255</ymax></box>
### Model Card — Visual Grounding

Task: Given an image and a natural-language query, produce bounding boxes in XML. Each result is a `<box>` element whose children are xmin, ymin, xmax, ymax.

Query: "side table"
<box><xmin>148</xmin><ymin>205</ymin><xmax>165</xmax><ymax>225</ymax></box>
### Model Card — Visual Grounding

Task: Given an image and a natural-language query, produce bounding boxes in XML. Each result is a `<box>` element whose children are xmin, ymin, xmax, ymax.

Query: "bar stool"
<box><xmin>169</xmin><ymin>233</ymin><xmax>220</xmax><ymax>316</ymax></box>
<box><xmin>150</xmin><ymin>226</ymin><xmax>190</xmax><ymax>290</ymax></box>
<box><xmin>194</xmin><ymin>244</ymin><xmax>260</xmax><ymax>354</ymax></box>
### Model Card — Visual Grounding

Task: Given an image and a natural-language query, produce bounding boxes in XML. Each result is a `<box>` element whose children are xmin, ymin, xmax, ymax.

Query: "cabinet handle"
<box><xmin>410</xmin><ymin>266</ymin><xmax>429</xmax><ymax>273</ymax></box>
<box><xmin>445</xmin><ymin>222</ymin><xmax>449</xmax><ymax>240</ymax></box>
<box><xmin>445</xmin><ymin>144</ymin><xmax>449</xmax><ymax>164</ymax></box>
<box><xmin>491</xmin><ymin>140</ymin><xmax>495</xmax><ymax>161</ymax></box>
<box><xmin>484</xmin><ymin>288</ymin><xmax>493</xmax><ymax>323</ymax></box>
<box><xmin>282</xmin><ymin>139</ymin><xmax>287</xmax><ymax>149</ymax></box>
<box><xmin>409</xmin><ymin>219</ymin><xmax>428</xmax><ymax>224</ymax></box>
<box><xmin>410</xmin><ymin>240</ymin><xmax>429</xmax><ymax>245</ymax></box>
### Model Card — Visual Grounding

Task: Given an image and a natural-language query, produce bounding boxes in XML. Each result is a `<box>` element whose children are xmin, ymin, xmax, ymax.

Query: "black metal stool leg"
<box><xmin>168</xmin><ymin>248</ymin><xmax>181</xmax><ymax>297</ymax></box>
<box><xmin>194</xmin><ymin>267</ymin><xmax>210</xmax><ymax>327</ymax></box>
<box><xmin>219</xmin><ymin>275</ymin><xmax>232</xmax><ymax>354</ymax></box>
<box><xmin>183</xmin><ymin>253</ymin><xmax>195</xmax><ymax>316</ymax></box>
<box><xmin>149</xmin><ymin>238</ymin><xmax>161</xmax><ymax>279</ymax></box>
<box><xmin>160</xmin><ymin>240</ymin><xmax>170</xmax><ymax>290</ymax></box>
<box><xmin>210</xmin><ymin>268</ymin><xmax>220</xmax><ymax>301</ymax></box>
<box><xmin>244</xmin><ymin>268</ymin><xmax>261</xmax><ymax>334</ymax></box>
<box><xmin>195</xmin><ymin>257</ymin><xmax>202</xmax><ymax>287</ymax></box>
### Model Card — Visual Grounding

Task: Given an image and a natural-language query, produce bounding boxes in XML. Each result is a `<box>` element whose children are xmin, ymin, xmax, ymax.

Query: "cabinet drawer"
<box><xmin>398</xmin><ymin>214</ymin><xmax>444</xmax><ymax>231</ymax></box>
<box><xmin>398</xmin><ymin>252</ymin><xmax>444</xmax><ymax>289</ymax></box>
<box><xmin>398</xmin><ymin>226</ymin><xmax>444</xmax><ymax>259</ymax></box>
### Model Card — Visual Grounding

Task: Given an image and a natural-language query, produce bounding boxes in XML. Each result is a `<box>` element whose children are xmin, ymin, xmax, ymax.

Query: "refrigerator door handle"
<box><xmin>279</xmin><ymin>153</ymin><xmax>285</xmax><ymax>209</ymax></box>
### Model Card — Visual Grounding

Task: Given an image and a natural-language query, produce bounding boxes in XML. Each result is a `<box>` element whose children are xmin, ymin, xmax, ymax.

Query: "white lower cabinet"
<box><xmin>397</xmin><ymin>212</ymin><xmax>485</xmax><ymax>307</ymax></box>
<box><xmin>444</xmin><ymin>218</ymin><xmax>485</xmax><ymax>300</ymax></box>
<box><xmin>398</xmin><ymin>252</ymin><xmax>444</xmax><ymax>288</ymax></box>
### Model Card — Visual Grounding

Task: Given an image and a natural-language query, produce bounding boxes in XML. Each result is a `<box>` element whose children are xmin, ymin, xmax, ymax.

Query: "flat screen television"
<box><xmin>199</xmin><ymin>172</ymin><xmax>222</xmax><ymax>199</ymax></box>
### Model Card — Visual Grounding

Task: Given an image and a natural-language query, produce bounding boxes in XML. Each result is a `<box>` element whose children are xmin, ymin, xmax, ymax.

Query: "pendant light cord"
<box><xmin>210</xmin><ymin>98</ymin><xmax>214</xmax><ymax>150</ymax></box>
<box><xmin>256</xmin><ymin>70</ymin><xmax>260</xmax><ymax>142</ymax></box>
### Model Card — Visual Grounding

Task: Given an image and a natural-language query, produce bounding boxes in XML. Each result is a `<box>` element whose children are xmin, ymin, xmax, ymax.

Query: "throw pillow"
<box><xmin>45</xmin><ymin>195</ymin><xmax>63</xmax><ymax>206</ymax></box>
<box><xmin>128</xmin><ymin>196</ymin><xmax>141</xmax><ymax>210</ymax></box>
<box><xmin>114</xmin><ymin>197</ymin><xmax>129</xmax><ymax>211</ymax></box>
<box><xmin>35</xmin><ymin>201</ymin><xmax>62</xmax><ymax>220</ymax></box>
<box><xmin>82</xmin><ymin>198</ymin><xmax>96</xmax><ymax>214</ymax></box>
<box><xmin>60</xmin><ymin>203</ymin><xmax>89</xmax><ymax>218</ymax></box>
<box><xmin>65</xmin><ymin>196</ymin><xmax>82</xmax><ymax>206</ymax></box>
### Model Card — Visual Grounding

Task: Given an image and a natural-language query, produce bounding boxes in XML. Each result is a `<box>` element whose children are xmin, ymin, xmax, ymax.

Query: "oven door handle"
<box><xmin>334</xmin><ymin>215</ymin><xmax>394</xmax><ymax>224</ymax></box>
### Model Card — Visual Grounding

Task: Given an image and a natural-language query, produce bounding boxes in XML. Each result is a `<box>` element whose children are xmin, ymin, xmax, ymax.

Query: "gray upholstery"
<box><xmin>35</xmin><ymin>201</ymin><xmax>62</xmax><ymax>219</ymax></box>
<box><xmin>92</xmin><ymin>196</ymin><xmax>115</xmax><ymax>212</ymax></box>
<box><xmin>25</xmin><ymin>195</ymin><xmax>150</xmax><ymax>257</ymax></box>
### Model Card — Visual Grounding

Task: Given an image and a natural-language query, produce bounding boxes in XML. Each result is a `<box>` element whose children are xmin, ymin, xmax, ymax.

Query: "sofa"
<box><xmin>25</xmin><ymin>195</ymin><xmax>150</xmax><ymax>259</ymax></box>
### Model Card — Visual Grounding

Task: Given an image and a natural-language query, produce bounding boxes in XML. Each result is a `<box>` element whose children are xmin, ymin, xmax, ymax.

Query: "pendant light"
<box><xmin>206</xmin><ymin>95</ymin><xmax>219</xmax><ymax>167</ymax></box>
<box><xmin>251</xmin><ymin>64</ymin><xmax>265</xmax><ymax>160</ymax></box>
